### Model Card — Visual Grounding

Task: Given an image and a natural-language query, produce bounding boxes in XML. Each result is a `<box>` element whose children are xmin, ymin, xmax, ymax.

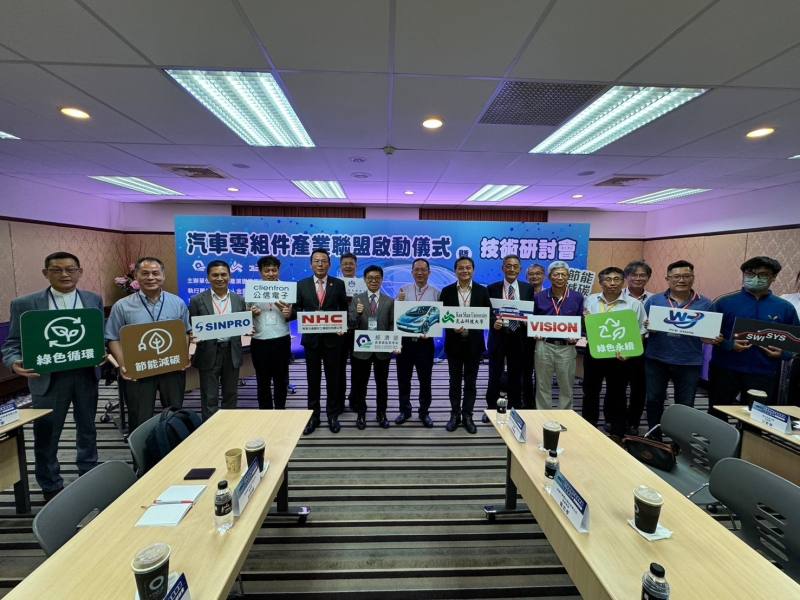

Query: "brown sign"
<box><xmin>119</xmin><ymin>319</ymin><xmax>189</xmax><ymax>379</ymax></box>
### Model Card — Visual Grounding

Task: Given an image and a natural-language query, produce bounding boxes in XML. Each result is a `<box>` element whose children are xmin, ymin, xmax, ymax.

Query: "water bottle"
<box><xmin>641</xmin><ymin>563</ymin><xmax>670</xmax><ymax>599</ymax></box>
<box><xmin>496</xmin><ymin>393</ymin><xmax>508</xmax><ymax>426</ymax></box>
<box><xmin>214</xmin><ymin>480</ymin><xmax>234</xmax><ymax>534</ymax></box>
<box><xmin>545</xmin><ymin>449</ymin><xmax>559</xmax><ymax>479</ymax></box>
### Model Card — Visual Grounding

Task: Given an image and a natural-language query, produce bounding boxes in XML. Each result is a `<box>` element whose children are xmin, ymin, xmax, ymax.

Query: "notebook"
<box><xmin>135</xmin><ymin>485</ymin><xmax>207</xmax><ymax>527</ymax></box>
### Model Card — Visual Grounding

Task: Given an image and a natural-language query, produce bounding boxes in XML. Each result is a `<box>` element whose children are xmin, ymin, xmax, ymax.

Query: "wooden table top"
<box><xmin>7</xmin><ymin>409</ymin><xmax>310</xmax><ymax>599</ymax></box>
<box><xmin>715</xmin><ymin>405</ymin><xmax>800</xmax><ymax>447</ymax></box>
<box><xmin>487</xmin><ymin>409</ymin><xmax>800</xmax><ymax>599</ymax></box>
<box><xmin>0</xmin><ymin>409</ymin><xmax>52</xmax><ymax>437</ymax></box>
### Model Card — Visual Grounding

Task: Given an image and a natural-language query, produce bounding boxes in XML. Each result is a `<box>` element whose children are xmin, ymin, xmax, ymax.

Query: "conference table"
<box><xmin>7</xmin><ymin>409</ymin><xmax>311</xmax><ymax>599</ymax></box>
<box><xmin>485</xmin><ymin>409</ymin><xmax>800</xmax><ymax>599</ymax></box>
<box><xmin>714</xmin><ymin>404</ymin><xmax>800</xmax><ymax>485</ymax></box>
<box><xmin>0</xmin><ymin>408</ymin><xmax>52</xmax><ymax>513</ymax></box>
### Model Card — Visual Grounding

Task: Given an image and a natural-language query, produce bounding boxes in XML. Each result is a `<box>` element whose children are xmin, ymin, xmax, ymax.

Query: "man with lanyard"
<box><xmin>395</xmin><ymin>258</ymin><xmax>440</xmax><ymax>427</ymax></box>
<box><xmin>349</xmin><ymin>265</ymin><xmax>394</xmax><ymax>429</ymax></box>
<box><xmin>188</xmin><ymin>260</ymin><xmax>247</xmax><ymax>420</ymax></box>
<box><xmin>582</xmin><ymin>267</ymin><xmax>647</xmax><ymax>438</ymax></box>
<box><xmin>532</xmin><ymin>261</ymin><xmax>584</xmax><ymax>410</ymax></box>
<box><xmin>643</xmin><ymin>260</ymin><xmax>717</xmax><ymax>438</ymax></box>
<box><xmin>522</xmin><ymin>263</ymin><xmax>546</xmax><ymax>408</ymax></box>
<box><xmin>621</xmin><ymin>260</ymin><xmax>654</xmax><ymax>434</ymax></box>
<box><xmin>249</xmin><ymin>255</ymin><xmax>292</xmax><ymax>410</ymax></box>
<box><xmin>709</xmin><ymin>256</ymin><xmax>800</xmax><ymax>412</ymax></box>
<box><xmin>339</xmin><ymin>252</ymin><xmax>358</xmax><ymax>413</ymax></box>
<box><xmin>2</xmin><ymin>252</ymin><xmax>104</xmax><ymax>502</ymax></box>
<box><xmin>440</xmin><ymin>256</ymin><xmax>491</xmax><ymax>434</ymax></box>
<box><xmin>485</xmin><ymin>255</ymin><xmax>535</xmax><ymax>422</ymax></box>
<box><xmin>106</xmin><ymin>257</ymin><xmax>191</xmax><ymax>432</ymax></box>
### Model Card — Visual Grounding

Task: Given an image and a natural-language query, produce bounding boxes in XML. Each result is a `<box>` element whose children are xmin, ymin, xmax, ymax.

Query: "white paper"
<box><xmin>297</xmin><ymin>311</ymin><xmax>348</xmax><ymax>334</ymax></box>
<box><xmin>244</xmin><ymin>280</ymin><xmax>297</xmax><ymax>304</ymax></box>
<box><xmin>550</xmin><ymin>472</ymin><xmax>590</xmax><ymax>533</ymax></box>
<box><xmin>353</xmin><ymin>330</ymin><xmax>402</xmax><ymax>353</ymax></box>
<box><xmin>156</xmin><ymin>485</ymin><xmax>206</xmax><ymax>504</ymax></box>
<box><xmin>394</xmin><ymin>301</ymin><xmax>443</xmax><ymax>338</ymax></box>
<box><xmin>191</xmin><ymin>312</ymin><xmax>253</xmax><ymax>341</ymax></box>
<box><xmin>527</xmin><ymin>315</ymin><xmax>582</xmax><ymax>339</ymax></box>
<box><xmin>342</xmin><ymin>277</ymin><xmax>368</xmax><ymax>297</ymax></box>
<box><xmin>647</xmin><ymin>305</ymin><xmax>722</xmax><ymax>338</ymax></box>
<box><xmin>136</xmin><ymin>503</ymin><xmax>192</xmax><ymax>527</ymax></box>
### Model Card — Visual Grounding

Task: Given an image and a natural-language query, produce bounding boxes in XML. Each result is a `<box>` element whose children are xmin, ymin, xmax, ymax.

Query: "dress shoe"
<box><xmin>377</xmin><ymin>413</ymin><xmax>390</xmax><ymax>429</ymax></box>
<box><xmin>356</xmin><ymin>414</ymin><xmax>367</xmax><ymax>430</ymax></box>
<box><xmin>394</xmin><ymin>412</ymin><xmax>411</xmax><ymax>425</ymax></box>
<box><xmin>445</xmin><ymin>414</ymin><xmax>461</xmax><ymax>432</ymax></box>
<box><xmin>463</xmin><ymin>415</ymin><xmax>477</xmax><ymax>434</ymax></box>
<box><xmin>328</xmin><ymin>417</ymin><xmax>341</xmax><ymax>434</ymax></box>
<box><xmin>303</xmin><ymin>417</ymin><xmax>319</xmax><ymax>435</ymax></box>
<box><xmin>420</xmin><ymin>414</ymin><xmax>434</xmax><ymax>428</ymax></box>
<box><xmin>481</xmin><ymin>413</ymin><xmax>490</xmax><ymax>424</ymax></box>
<box><xmin>43</xmin><ymin>487</ymin><xmax>63</xmax><ymax>503</ymax></box>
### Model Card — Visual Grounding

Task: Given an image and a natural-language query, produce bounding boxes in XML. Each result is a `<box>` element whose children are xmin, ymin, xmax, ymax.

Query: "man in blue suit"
<box><xmin>2</xmin><ymin>252</ymin><xmax>104</xmax><ymax>502</ymax></box>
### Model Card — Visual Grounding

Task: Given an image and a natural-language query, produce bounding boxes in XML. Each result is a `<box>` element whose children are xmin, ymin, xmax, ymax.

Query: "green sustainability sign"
<box><xmin>21</xmin><ymin>308</ymin><xmax>105</xmax><ymax>374</ymax></box>
<box><xmin>584</xmin><ymin>309</ymin><xmax>644</xmax><ymax>359</ymax></box>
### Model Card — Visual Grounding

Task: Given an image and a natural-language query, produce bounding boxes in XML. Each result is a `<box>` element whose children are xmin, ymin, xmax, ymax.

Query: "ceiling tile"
<box><xmin>324</xmin><ymin>148</ymin><xmax>388</xmax><ymax>182</ymax></box>
<box><xmin>438</xmin><ymin>152</ymin><xmax>519</xmax><ymax>184</ymax></box>
<box><xmin>0</xmin><ymin>141</ymin><xmax>109</xmax><ymax>175</ymax></box>
<box><xmin>730</xmin><ymin>46</ymin><xmax>800</xmax><ymax>89</ymax></box>
<box><xmin>386</xmin><ymin>150</ymin><xmax>451</xmax><ymax>182</ymax></box>
<box><xmin>387</xmin><ymin>182</ymin><xmax>435</xmax><ymax>202</ymax></box>
<box><xmin>461</xmin><ymin>123</ymin><xmax>553</xmax><ymax>153</ymax></box>
<box><xmin>341</xmin><ymin>181</ymin><xmax>387</xmax><ymax>202</ymax></box>
<box><xmin>495</xmin><ymin>154</ymin><xmax>584</xmax><ymax>185</ymax></box>
<box><xmin>253</xmin><ymin>148</ymin><xmax>335</xmax><ymax>180</ymax></box>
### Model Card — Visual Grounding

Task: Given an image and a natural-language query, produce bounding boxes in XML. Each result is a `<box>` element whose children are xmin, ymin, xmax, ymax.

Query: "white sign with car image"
<box><xmin>393</xmin><ymin>301</ymin><xmax>444</xmax><ymax>338</ymax></box>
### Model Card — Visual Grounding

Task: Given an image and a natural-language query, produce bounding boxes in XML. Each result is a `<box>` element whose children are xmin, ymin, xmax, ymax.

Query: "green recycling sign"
<box><xmin>584</xmin><ymin>309</ymin><xmax>644</xmax><ymax>359</ymax></box>
<box><xmin>20</xmin><ymin>309</ymin><xmax>105</xmax><ymax>373</ymax></box>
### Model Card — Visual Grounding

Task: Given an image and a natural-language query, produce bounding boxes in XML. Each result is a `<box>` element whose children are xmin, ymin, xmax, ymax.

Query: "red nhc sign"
<box><xmin>297</xmin><ymin>311</ymin><xmax>348</xmax><ymax>334</ymax></box>
<box><xmin>527</xmin><ymin>316</ymin><xmax>582</xmax><ymax>340</ymax></box>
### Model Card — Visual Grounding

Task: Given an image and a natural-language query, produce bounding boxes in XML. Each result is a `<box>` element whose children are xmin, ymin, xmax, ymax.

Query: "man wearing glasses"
<box><xmin>709</xmin><ymin>256</ymin><xmax>799</xmax><ymax>411</ymax></box>
<box><xmin>2</xmin><ymin>252</ymin><xmax>104</xmax><ymax>502</ymax></box>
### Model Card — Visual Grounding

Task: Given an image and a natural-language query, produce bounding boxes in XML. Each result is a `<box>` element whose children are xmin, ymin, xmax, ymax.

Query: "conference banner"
<box><xmin>527</xmin><ymin>315</ymin><xmax>582</xmax><ymax>339</ymax></box>
<box><xmin>119</xmin><ymin>320</ymin><xmax>190</xmax><ymax>379</ymax></box>
<box><xmin>191</xmin><ymin>311</ymin><xmax>254</xmax><ymax>341</ymax></box>
<box><xmin>440</xmin><ymin>307</ymin><xmax>491</xmax><ymax>330</ymax></box>
<box><xmin>244</xmin><ymin>280</ymin><xmax>297</xmax><ymax>304</ymax></box>
<box><xmin>394</xmin><ymin>301</ymin><xmax>443</xmax><ymax>337</ymax></box>
<box><xmin>647</xmin><ymin>305</ymin><xmax>722</xmax><ymax>339</ymax></box>
<box><xmin>732</xmin><ymin>318</ymin><xmax>800</xmax><ymax>353</ymax></box>
<box><xmin>296</xmin><ymin>311</ymin><xmax>348</xmax><ymax>334</ymax></box>
<box><xmin>584</xmin><ymin>310</ymin><xmax>644</xmax><ymax>358</ymax></box>
<box><xmin>20</xmin><ymin>308</ymin><xmax>105</xmax><ymax>374</ymax></box>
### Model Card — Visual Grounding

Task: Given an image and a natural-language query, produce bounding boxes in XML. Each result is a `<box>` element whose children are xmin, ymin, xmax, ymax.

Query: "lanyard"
<box><xmin>666</xmin><ymin>291</ymin><xmax>699</xmax><ymax>310</ymax></box>
<box><xmin>599</xmin><ymin>295</ymin><xmax>622</xmax><ymax>313</ymax></box>
<box><xmin>550</xmin><ymin>288</ymin><xmax>569</xmax><ymax>316</ymax></box>
<box><xmin>48</xmin><ymin>288</ymin><xmax>78</xmax><ymax>310</ymax></box>
<box><xmin>138</xmin><ymin>292</ymin><xmax>165</xmax><ymax>322</ymax></box>
<box><xmin>414</xmin><ymin>285</ymin><xmax>429</xmax><ymax>301</ymax></box>
<box><xmin>457</xmin><ymin>285</ymin><xmax>471</xmax><ymax>306</ymax></box>
<box><xmin>212</xmin><ymin>294</ymin><xmax>230</xmax><ymax>315</ymax></box>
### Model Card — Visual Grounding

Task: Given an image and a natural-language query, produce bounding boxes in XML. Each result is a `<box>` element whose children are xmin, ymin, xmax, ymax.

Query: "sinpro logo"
<box><xmin>44</xmin><ymin>316</ymin><xmax>86</xmax><ymax>348</ymax></box>
<box><xmin>441</xmin><ymin>311</ymin><xmax>456</xmax><ymax>324</ymax></box>
<box><xmin>138</xmin><ymin>328</ymin><xmax>173</xmax><ymax>355</ymax></box>
<box><xmin>664</xmin><ymin>310</ymin><xmax>705</xmax><ymax>329</ymax></box>
<box><xmin>355</xmin><ymin>334</ymin><xmax>372</xmax><ymax>348</ymax></box>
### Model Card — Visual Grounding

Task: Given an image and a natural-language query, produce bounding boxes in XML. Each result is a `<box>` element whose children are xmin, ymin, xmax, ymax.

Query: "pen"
<box><xmin>140</xmin><ymin>500</ymin><xmax>194</xmax><ymax>508</ymax></box>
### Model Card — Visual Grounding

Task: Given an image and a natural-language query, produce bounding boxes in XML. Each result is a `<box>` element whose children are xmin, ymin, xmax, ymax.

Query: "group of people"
<box><xmin>3</xmin><ymin>249</ymin><xmax>799</xmax><ymax>502</ymax></box>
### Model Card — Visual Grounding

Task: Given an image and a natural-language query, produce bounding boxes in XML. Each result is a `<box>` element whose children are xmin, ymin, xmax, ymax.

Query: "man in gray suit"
<box><xmin>188</xmin><ymin>260</ymin><xmax>247</xmax><ymax>420</ymax></box>
<box><xmin>1</xmin><ymin>252</ymin><xmax>104</xmax><ymax>501</ymax></box>
<box><xmin>348</xmin><ymin>265</ymin><xmax>395</xmax><ymax>430</ymax></box>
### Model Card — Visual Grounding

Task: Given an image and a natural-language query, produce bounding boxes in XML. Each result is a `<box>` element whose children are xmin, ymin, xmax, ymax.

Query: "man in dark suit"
<box><xmin>1</xmin><ymin>252</ymin><xmax>104</xmax><ymax>501</ymax></box>
<box><xmin>485</xmin><ymin>254</ymin><xmax>535</xmax><ymax>422</ymax></box>
<box><xmin>188</xmin><ymin>260</ymin><xmax>247</xmax><ymax>421</ymax></box>
<box><xmin>440</xmin><ymin>256</ymin><xmax>492</xmax><ymax>434</ymax></box>
<box><xmin>292</xmin><ymin>248</ymin><xmax>349</xmax><ymax>434</ymax></box>
<box><xmin>348</xmin><ymin>265</ymin><xmax>395</xmax><ymax>429</ymax></box>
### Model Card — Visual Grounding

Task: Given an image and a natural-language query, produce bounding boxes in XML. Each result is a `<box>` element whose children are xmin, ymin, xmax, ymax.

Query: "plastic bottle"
<box><xmin>214</xmin><ymin>480</ymin><xmax>234</xmax><ymax>534</ymax></box>
<box><xmin>545</xmin><ymin>449</ymin><xmax>559</xmax><ymax>479</ymax></box>
<box><xmin>641</xmin><ymin>562</ymin><xmax>670</xmax><ymax>599</ymax></box>
<box><xmin>496</xmin><ymin>392</ymin><xmax>508</xmax><ymax>426</ymax></box>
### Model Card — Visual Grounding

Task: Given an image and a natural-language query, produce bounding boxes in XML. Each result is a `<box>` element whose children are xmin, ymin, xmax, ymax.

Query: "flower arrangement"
<box><xmin>113</xmin><ymin>243</ymin><xmax>143</xmax><ymax>295</ymax></box>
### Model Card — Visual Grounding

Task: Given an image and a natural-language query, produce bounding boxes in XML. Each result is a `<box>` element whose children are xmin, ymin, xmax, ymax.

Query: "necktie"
<box><xmin>369</xmin><ymin>294</ymin><xmax>377</xmax><ymax>316</ymax></box>
<box><xmin>507</xmin><ymin>285</ymin><xmax>520</xmax><ymax>331</ymax></box>
<box><xmin>316</xmin><ymin>279</ymin><xmax>325</xmax><ymax>306</ymax></box>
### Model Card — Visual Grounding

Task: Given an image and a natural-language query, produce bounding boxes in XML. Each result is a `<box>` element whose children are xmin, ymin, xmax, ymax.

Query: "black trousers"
<box><xmin>352</xmin><ymin>355</ymin><xmax>390</xmax><ymax>415</ymax></box>
<box><xmin>521</xmin><ymin>339</ymin><xmax>536</xmax><ymax>409</ymax></box>
<box><xmin>397</xmin><ymin>338</ymin><xmax>434</xmax><ymax>417</ymax></box>
<box><xmin>197</xmin><ymin>343</ymin><xmax>239</xmax><ymax>420</ymax></box>
<box><xmin>582</xmin><ymin>353</ymin><xmax>627</xmax><ymax>437</ymax></box>
<box><xmin>708</xmin><ymin>363</ymin><xmax>779</xmax><ymax>418</ymax></box>
<box><xmin>251</xmin><ymin>335</ymin><xmax>291</xmax><ymax>409</ymax></box>
<box><xmin>304</xmin><ymin>343</ymin><xmax>342</xmax><ymax>421</ymax></box>
<box><xmin>621</xmin><ymin>354</ymin><xmax>646</xmax><ymax>429</ymax></box>
<box><xmin>125</xmin><ymin>370</ymin><xmax>185</xmax><ymax>432</ymax></box>
<box><xmin>486</xmin><ymin>334</ymin><xmax>525</xmax><ymax>410</ymax></box>
<box><xmin>447</xmin><ymin>342</ymin><xmax>481</xmax><ymax>417</ymax></box>
<box><xmin>338</xmin><ymin>329</ymin><xmax>355</xmax><ymax>412</ymax></box>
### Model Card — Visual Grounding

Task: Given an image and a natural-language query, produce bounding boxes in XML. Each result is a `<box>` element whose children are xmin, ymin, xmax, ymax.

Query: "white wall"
<box><xmin>548</xmin><ymin>209</ymin><xmax>647</xmax><ymax>239</ymax></box>
<box><xmin>116</xmin><ymin>201</ymin><xmax>231</xmax><ymax>231</ymax></box>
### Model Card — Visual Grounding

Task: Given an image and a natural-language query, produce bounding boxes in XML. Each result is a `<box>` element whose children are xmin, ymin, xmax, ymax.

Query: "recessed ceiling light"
<box><xmin>422</xmin><ymin>117</ymin><xmax>444</xmax><ymax>130</ymax></box>
<box><xmin>90</xmin><ymin>176</ymin><xmax>183</xmax><ymax>195</ymax></box>
<box><xmin>746</xmin><ymin>127</ymin><xmax>775</xmax><ymax>139</ymax></box>
<box><xmin>404</xmin><ymin>190</ymin><xmax>415</xmax><ymax>196</ymax></box>
<box><xmin>618</xmin><ymin>188</ymin><xmax>710</xmax><ymax>205</ymax></box>
<box><xmin>571</xmin><ymin>194</ymin><xmax>584</xmax><ymax>199</ymax></box>
<box><xmin>166</xmin><ymin>69</ymin><xmax>315</xmax><ymax>148</ymax></box>
<box><xmin>467</xmin><ymin>184</ymin><xmax>528</xmax><ymax>203</ymax></box>
<box><xmin>60</xmin><ymin>107</ymin><xmax>91</xmax><ymax>120</ymax></box>
<box><xmin>530</xmin><ymin>86</ymin><xmax>707</xmax><ymax>154</ymax></box>
<box><xmin>0</xmin><ymin>130</ymin><xmax>20</xmax><ymax>140</ymax></box>
<box><xmin>227</xmin><ymin>187</ymin><xmax>239</xmax><ymax>192</ymax></box>
<box><xmin>292</xmin><ymin>180</ymin><xmax>346</xmax><ymax>199</ymax></box>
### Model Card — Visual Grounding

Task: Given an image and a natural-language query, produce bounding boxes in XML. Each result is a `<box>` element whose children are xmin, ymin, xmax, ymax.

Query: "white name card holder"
<box><xmin>165</xmin><ymin>573</ymin><xmax>191</xmax><ymax>600</ymax></box>
<box><xmin>548</xmin><ymin>471</ymin><xmax>590</xmax><ymax>533</ymax></box>
<box><xmin>232</xmin><ymin>459</ymin><xmax>263</xmax><ymax>517</ymax></box>
<box><xmin>0</xmin><ymin>401</ymin><xmax>20</xmax><ymax>427</ymax></box>
<box><xmin>508</xmin><ymin>408</ymin><xmax>526</xmax><ymax>443</ymax></box>
<box><xmin>751</xmin><ymin>401</ymin><xmax>793</xmax><ymax>434</ymax></box>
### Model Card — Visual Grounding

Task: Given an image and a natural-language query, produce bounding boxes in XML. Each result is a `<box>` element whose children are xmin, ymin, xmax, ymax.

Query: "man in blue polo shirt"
<box><xmin>709</xmin><ymin>256</ymin><xmax>799</xmax><ymax>412</ymax></box>
<box><xmin>644</xmin><ymin>260</ymin><xmax>716</xmax><ymax>436</ymax></box>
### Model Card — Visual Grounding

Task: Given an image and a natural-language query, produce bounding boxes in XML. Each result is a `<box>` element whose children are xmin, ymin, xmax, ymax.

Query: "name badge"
<box><xmin>264</xmin><ymin>310</ymin><xmax>278</xmax><ymax>325</ymax></box>
<box><xmin>751</xmin><ymin>401</ymin><xmax>793</xmax><ymax>434</ymax></box>
<box><xmin>508</xmin><ymin>408</ymin><xmax>526</xmax><ymax>443</ymax></box>
<box><xmin>0</xmin><ymin>401</ymin><xmax>20</xmax><ymax>427</ymax></box>
<box><xmin>549</xmin><ymin>471</ymin><xmax>590</xmax><ymax>533</ymax></box>
<box><xmin>368</xmin><ymin>317</ymin><xmax>378</xmax><ymax>330</ymax></box>
<box><xmin>232</xmin><ymin>459</ymin><xmax>265</xmax><ymax>516</ymax></box>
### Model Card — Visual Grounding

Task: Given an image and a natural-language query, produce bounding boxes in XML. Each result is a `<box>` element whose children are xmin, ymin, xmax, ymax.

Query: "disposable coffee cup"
<box><xmin>633</xmin><ymin>486</ymin><xmax>663</xmax><ymax>534</ymax></box>
<box><xmin>542</xmin><ymin>421</ymin><xmax>561</xmax><ymax>452</ymax></box>
<box><xmin>131</xmin><ymin>542</ymin><xmax>170</xmax><ymax>600</ymax></box>
<box><xmin>225</xmin><ymin>448</ymin><xmax>242</xmax><ymax>473</ymax></box>
<box><xmin>745</xmin><ymin>389</ymin><xmax>767</xmax><ymax>410</ymax></box>
<box><xmin>245</xmin><ymin>438</ymin><xmax>266</xmax><ymax>472</ymax></box>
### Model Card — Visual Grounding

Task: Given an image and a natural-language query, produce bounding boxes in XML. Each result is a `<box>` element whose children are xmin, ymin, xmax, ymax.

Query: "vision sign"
<box><xmin>297</xmin><ymin>311</ymin><xmax>347</xmax><ymax>334</ymax></box>
<box><xmin>527</xmin><ymin>315</ymin><xmax>582</xmax><ymax>340</ymax></box>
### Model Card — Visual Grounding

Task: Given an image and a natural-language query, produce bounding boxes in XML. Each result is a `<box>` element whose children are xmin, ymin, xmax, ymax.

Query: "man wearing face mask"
<box><xmin>709</xmin><ymin>256</ymin><xmax>800</xmax><ymax>412</ymax></box>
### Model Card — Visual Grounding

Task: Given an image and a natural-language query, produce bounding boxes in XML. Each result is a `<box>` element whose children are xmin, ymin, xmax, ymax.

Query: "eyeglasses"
<box><xmin>667</xmin><ymin>274</ymin><xmax>694</xmax><ymax>280</ymax></box>
<box><xmin>365</xmin><ymin>276</ymin><xmax>382</xmax><ymax>282</ymax></box>
<box><xmin>46</xmin><ymin>267</ymin><xmax>80</xmax><ymax>275</ymax></box>
<box><xmin>743</xmin><ymin>270</ymin><xmax>772</xmax><ymax>278</ymax></box>
<box><xmin>603</xmin><ymin>277</ymin><xmax>624</xmax><ymax>283</ymax></box>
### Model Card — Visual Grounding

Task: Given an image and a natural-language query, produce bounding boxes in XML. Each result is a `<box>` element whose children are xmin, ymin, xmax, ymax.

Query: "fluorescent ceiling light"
<box><xmin>787</xmin><ymin>154</ymin><xmax>799</xmax><ymax>159</ymax></box>
<box><xmin>292</xmin><ymin>180</ymin><xmax>346</xmax><ymax>199</ymax></box>
<box><xmin>165</xmin><ymin>69</ymin><xmax>314</xmax><ymax>148</ymax></box>
<box><xmin>90</xmin><ymin>176</ymin><xmax>183</xmax><ymax>195</ymax></box>
<box><xmin>618</xmin><ymin>188</ymin><xmax>710</xmax><ymax>205</ymax></box>
<box><xmin>0</xmin><ymin>130</ymin><xmax>20</xmax><ymax>139</ymax></box>
<box><xmin>530</xmin><ymin>86</ymin><xmax>707</xmax><ymax>154</ymax></box>
<box><xmin>467</xmin><ymin>184</ymin><xmax>528</xmax><ymax>203</ymax></box>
